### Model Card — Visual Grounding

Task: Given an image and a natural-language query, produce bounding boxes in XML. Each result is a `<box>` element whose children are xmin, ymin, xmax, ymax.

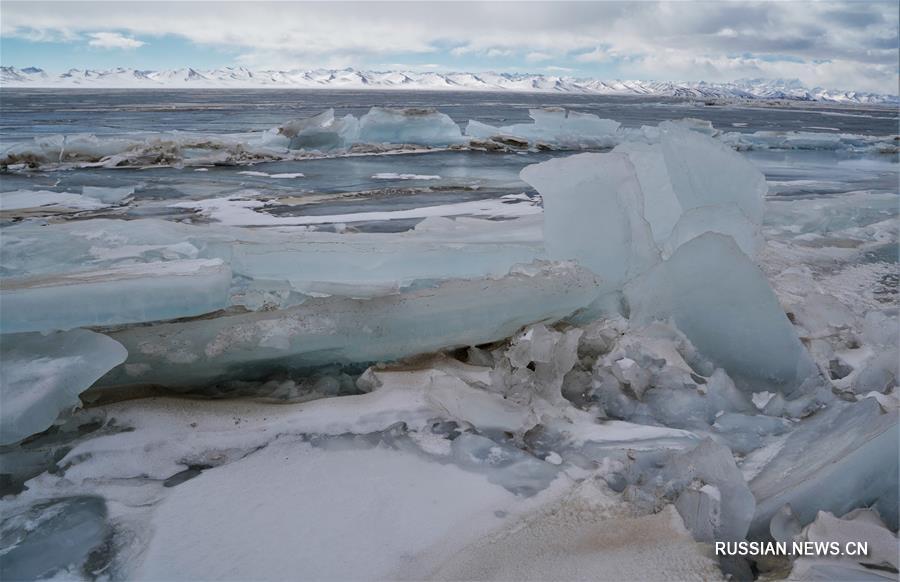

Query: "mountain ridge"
<box><xmin>2</xmin><ymin>66</ymin><xmax>896</xmax><ymax>105</ymax></box>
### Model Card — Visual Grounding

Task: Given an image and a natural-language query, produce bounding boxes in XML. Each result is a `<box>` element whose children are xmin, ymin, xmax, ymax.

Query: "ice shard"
<box><xmin>279</xmin><ymin>108</ymin><xmax>359</xmax><ymax>151</ymax></box>
<box><xmin>626</xmin><ymin>233</ymin><xmax>819</xmax><ymax>394</ymax></box>
<box><xmin>0</xmin><ymin>496</ymin><xmax>111</xmax><ymax>580</ymax></box>
<box><xmin>466</xmin><ymin>108</ymin><xmax>620</xmax><ymax>149</ymax></box>
<box><xmin>0</xmin><ymin>330</ymin><xmax>127</xmax><ymax>445</ymax></box>
<box><xmin>520</xmin><ymin>152</ymin><xmax>659</xmax><ymax>287</ymax></box>
<box><xmin>357</xmin><ymin>107</ymin><xmax>465</xmax><ymax>146</ymax></box>
<box><xmin>658</xmin><ymin>122</ymin><xmax>766</xmax><ymax>228</ymax></box>
<box><xmin>629</xmin><ymin>438</ymin><xmax>756</xmax><ymax>543</ymax></box>
<box><xmin>747</xmin><ymin>397</ymin><xmax>899</xmax><ymax>538</ymax></box>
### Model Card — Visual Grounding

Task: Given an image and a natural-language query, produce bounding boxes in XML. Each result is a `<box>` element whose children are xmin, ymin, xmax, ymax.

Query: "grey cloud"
<box><xmin>1</xmin><ymin>0</ymin><xmax>897</xmax><ymax>92</ymax></box>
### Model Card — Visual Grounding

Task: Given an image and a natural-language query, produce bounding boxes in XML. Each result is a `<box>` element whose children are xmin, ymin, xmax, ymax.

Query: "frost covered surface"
<box><xmin>0</xmin><ymin>100</ymin><xmax>897</xmax><ymax>581</ymax></box>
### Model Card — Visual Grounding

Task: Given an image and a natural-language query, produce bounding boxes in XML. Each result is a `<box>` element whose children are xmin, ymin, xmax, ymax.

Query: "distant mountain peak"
<box><xmin>1</xmin><ymin>66</ymin><xmax>896</xmax><ymax>105</ymax></box>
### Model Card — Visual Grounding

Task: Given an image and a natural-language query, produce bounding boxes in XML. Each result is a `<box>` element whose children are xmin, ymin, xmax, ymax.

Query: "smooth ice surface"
<box><xmin>134</xmin><ymin>441</ymin><xmax>522</xmax><ymax>581</ymax></box>
<box><xmin>626</xmin><ymin>234</ymin><xmax>819</xmax><ymax>394</ymax></box>
<box><xmin>0</xmin><ymin>330</ymin><xmax>127</xmax><ymax>445</ymax></box>
<box><xmin>171</xmin><ymin>192</ymin><xmax>541</xmax><ymax>227</ymax></box>
<box><xmin>1</xmin><ymin>259</ymin><xmax>232</xmax><ymax>333</ymax></box>
<box><xmin>520</xmin><ymin>152</ymin><xmax>658</xmax><ymax>287</ymax></box>
<box><xmin>0</xmin><ymin>189</ymin><xmax>113</xmax><ymax>212</ymax></box>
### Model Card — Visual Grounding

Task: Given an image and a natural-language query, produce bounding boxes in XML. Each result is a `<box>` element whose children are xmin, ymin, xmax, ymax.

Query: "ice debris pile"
<box><xmin>2</xmin><ymin>106</ymin><xmax>896</xmax><ymax>171</ymax></box>
<box><xmin>1</xmin><ymin>115</ymin><xmax>897</xmax><ymax>580</ymax></box>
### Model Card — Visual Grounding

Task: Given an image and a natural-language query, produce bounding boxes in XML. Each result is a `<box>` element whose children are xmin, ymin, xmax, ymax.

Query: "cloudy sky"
<box><xmin>2</xmin><ymin>1</ymin><xmax>898</xmax><ymax>93</ymax></box>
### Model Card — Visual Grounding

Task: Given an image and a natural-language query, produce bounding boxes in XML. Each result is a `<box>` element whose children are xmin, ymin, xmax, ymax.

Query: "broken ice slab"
<box><xmin>626</xmin><ymin>233</ymin><xmax>820</xmax><ymax>394</ymax></box>
<box><xmin>518</xmin><ymin>122</ymin><xmax>768</xmax><ymax>288</ymax></box>
<box><xmin>491</xmin><ymin>323</ymin><xmax>585</xmax><ymax>406</ymax></box>
<box><xmin>358</xmin><ymin>361</ymin><xmax>531</xmax><ymax>433</ymax></box>
<box><xmin>0</xmin><ymin>330</ymin><xmax>127</xmax><ymax>445</ymax></box>
<box><xmin>0</xmin><ymin>218</ymin><xmax>206</xmax><ymax>279</ymax></box>
<box><xmin>450</xmin><ymin>432</ymin><xmax>560</xmax><ymax>496</ymax></box>
<box><xmin>0</xmin><ymin>496</ymin><xmax>111</xmax><ymax>580</ymax></box>
<box><xmin>466</xmin><ymin>108</ymin><xmax>621</xmax><ymax>149</ymax></box>
<box><xmin>97</xmin><ymin>261</ymin><xmax>602</xmax><ymax>388</ymax></box>
<box><xmin>658</xmin><ymin>122</ymin><xmax>766</xmax><ymax>228</ymax></box>
<box><xmin>0</xmin><ymin>130</ymin><xmax>292</xmax><ymax>170</ymax></box>
<box><xmin>629</xmin><ymin>438</ymin><xmax>756</xmax><ymax>543</ymax></box>
<box><xmin>0</xmin><ymin>213</ymin><xmax>542</xmax><ymax>281</ymax></box>
<box><xmin>81</xmin><ymin>185</ymin><xmax>135</xmax><ymax>204</ymax></box>
<box><xmin>609</xmin><ymin>140</ymin><xmax>682</xmax><ymax>244</ymax></box>
<box><xmin>357</xmin><ymin>107</ymin><xmax>465</xmax><ymax>146</ymax></box>
<box><xmin>674</xmin><ymin>484</ymin><xmax>722</xmax><ymax>544</ymax></box>
<box><xmin>746</xmin><ymin>397</ymin><xmax>899</xmax><ymax>539</ymax></box>
<box><xmin>279</xmin><ymin>108</ymin><xmax>359</xmax><ymax>151</ymax></box>
<box><xmin>663</xmin><ymin>205</ymin><xmax>762</xmax><ymax>260</ymax></box>
<box><xmin>520</xmin><ymin>152</ymin><xmax>659</xmax><ymax>288</ymax></box>
<box><xmin>720</xmin><ymin>130</ymin><xmax>899</xmax><ymax>154</ymax></box>
<box><xmin>0</xmin><ymin>259</ymin><xmax>232</xmax><ymax>333</ymax></box>
<box><xmin>278</xmin><ymin>106</ymin><xmax>468</xmax><ymax>150</ymax></box>
<box><xmin>612</xmin><ymin>131</ymin><xmax>765</xmax><ymax>259</ymax></box>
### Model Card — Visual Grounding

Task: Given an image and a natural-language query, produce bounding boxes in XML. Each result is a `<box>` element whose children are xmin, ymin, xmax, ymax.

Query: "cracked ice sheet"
<box><xmin>58</xmin><ymin>370</ymin><xmax>699</xmax><ymax>486</ymax></box>
<box><xmin>23</xmin><ymin>379</ymin><xmax>705</xmax><ymax>581</ymax></box>
<box><xmin>171</xmin><ymin>193</ymin><xmax>541</xmax><ymax>226</ymax></box>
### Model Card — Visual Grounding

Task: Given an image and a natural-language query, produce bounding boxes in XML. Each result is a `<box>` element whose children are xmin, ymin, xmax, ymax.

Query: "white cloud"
<box><xmin>525</xmin><ymin>51</ymin><xmax>552</xmax><ymax>62</ymax></box>
<box><xmin>87</xmin><ymin>31</ymin><xmax>145</xmax><ymax>49</ymax></box>
<box><xmin>576</xmin><ymin>48</ymin><xmax>612</xmax><ymax>63</ymax></box>
<box><xmin>629</xmin><ymin>50</ymin><xmax>897</xmax><ymax>93</ymax></box>
<box><xmin>2</xmin><ymin>1</ymin><xmax>897</xmax><ymax>93</ymax></box>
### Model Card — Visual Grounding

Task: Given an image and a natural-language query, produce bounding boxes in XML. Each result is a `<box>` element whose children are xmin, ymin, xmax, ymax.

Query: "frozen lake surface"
<box><xmin>0</xmin><ymin>90</ymin><xmax>897</xmax><ymax>581</ymax></box>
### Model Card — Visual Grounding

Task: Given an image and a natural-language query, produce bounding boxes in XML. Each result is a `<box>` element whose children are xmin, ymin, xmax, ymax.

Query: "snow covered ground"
<box><xmin>0</xmin><ymin>94</ymin><xmax>897</xmax><ymax>581</ymax></box>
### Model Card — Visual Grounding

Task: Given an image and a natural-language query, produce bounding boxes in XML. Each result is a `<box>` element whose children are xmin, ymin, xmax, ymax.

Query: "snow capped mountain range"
<box><xmin>2</xmin><ymin>66</ymin><xmax>896</xmax><ymax>104</ymax></box>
